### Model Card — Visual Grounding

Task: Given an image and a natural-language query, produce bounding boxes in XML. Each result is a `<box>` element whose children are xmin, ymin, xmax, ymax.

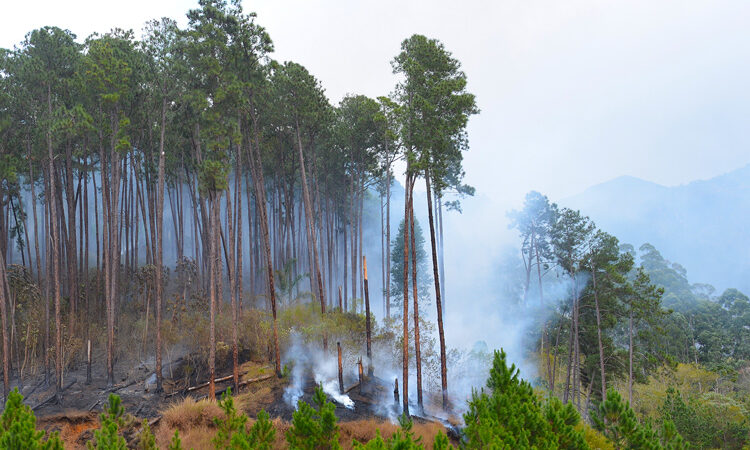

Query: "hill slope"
<box><xmin>561</xmin><ymin>164</ymin><xmax>750</xmax><ymax>293</ymax></box>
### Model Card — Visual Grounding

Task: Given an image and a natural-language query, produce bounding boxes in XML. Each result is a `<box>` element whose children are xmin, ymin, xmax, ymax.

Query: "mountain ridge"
<box><xmin>560</xmin><ymin>163</ymin><xmax>750</xmax><ymax>294</ymax></box>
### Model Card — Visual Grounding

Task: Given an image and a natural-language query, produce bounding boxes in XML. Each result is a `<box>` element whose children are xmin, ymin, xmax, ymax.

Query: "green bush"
<box><xmin>87</xmin><ymin>394</ymin><xmax>127</xmax><ymax>450</ymax></box>
<box><xmin>463</xmin><ymin>349</ymin><xmax>589</xmax><ymax>449</ymax></box>
<box><xmin>353</xmin><ymin>414</ymin><xmax>454</xmax><ymax>450</ymax></box>
<box><xmin>167</xmin><ymin>430</ymin><xmax>183</xmax><ymax>450</ymax></box>
<box><xmin>659</xmin><ymin>387</ymin><xmax>748</xmax><ymax>449</ymax></box>
<box><xmin>212</xmin><ymin>388</ymin><xmax>276</xmax><ymax>449</ymax></box>
<box><xmin>593</xmin><ymin>389</ymin><xmax>686</xmax><ymax>450</ymax></box>
<box><xmin>0</xmin><ymin>388</ymin><xmax>63</xmax><ymax>449</ymax></box>
<box><xmin>287</xmin><ymin>385</ymin><xmax>340</xmax><ymax>449</ymax></box>
<box><xmin>136</xmin><ymin>419</ymin><xmax>156</xmax><ymax>450</ymax></box>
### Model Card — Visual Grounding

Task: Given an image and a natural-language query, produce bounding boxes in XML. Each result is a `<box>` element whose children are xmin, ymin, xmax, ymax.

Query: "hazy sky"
<box><xmin>3</xmin><ymin>0</ymin><xmax>750</xmax><ymax>205</ymax></box>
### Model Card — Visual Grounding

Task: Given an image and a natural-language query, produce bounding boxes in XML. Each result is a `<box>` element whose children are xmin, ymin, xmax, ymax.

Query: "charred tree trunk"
<box><xmin>629</xmin><ymin>308</ymin><xmax>633</xmax><ymax>404</ymax></box>
<box><xmin>363</xmin><ymin>256</ymin><xmax>372</xmax><ymax>376</ymax></box>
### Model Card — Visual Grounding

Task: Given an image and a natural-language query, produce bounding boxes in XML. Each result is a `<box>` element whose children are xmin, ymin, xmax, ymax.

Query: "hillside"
<box><xmin>562</xmin><ymin>164</ymin><xmax>750</xmax><ymax>293</ymax></box>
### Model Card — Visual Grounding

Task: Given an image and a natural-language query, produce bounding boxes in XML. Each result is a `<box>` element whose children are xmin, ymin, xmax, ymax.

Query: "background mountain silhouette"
<box><xmin>562</xmin><ymin>164</ymin><xmax>750</xmax><ymax>294</ymax></box>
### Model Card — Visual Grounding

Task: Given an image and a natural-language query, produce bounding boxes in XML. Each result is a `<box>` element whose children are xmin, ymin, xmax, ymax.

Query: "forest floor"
<box><xmin>16</xmin><ymin>354</ymin><xmax>459</xmax><ymax>448</ymax></box>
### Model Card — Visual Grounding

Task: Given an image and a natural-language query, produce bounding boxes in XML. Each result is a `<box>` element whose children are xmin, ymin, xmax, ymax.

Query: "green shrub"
<box><xmin>593</xmin><ymin>389</ymin><xmax>687</xmax><ymax>450</ymax></box>
<box><xmin>0</xmin><ymin>388</ymin><xmax>63</xmax><ymax>449</ymax></box>
<box><xmin>87</xmin><ymin>394</ymin><xmax>127</xmax><ymax>450</ymax></box>
<box><xmin>659</xmin><ymin>387</ymin><xmax>747</xmax><ymax>449</ymax></box>
<box><xmin>353</xmin><ymin>415</ymin><xmax>453</xmax><ymax>450</ymax></box>
<box><xmin>167</xmin><ymin>430</ymin><xmax>182</xmax><ymax>450</ymax></box>
<box><xmin>287</xmin><ymin>385</ymin><xmax>340</xmax><ymax>449</ymax></box>
<box><xmin>213</xmin><ymin>388</ymin><xmax>247</xmax><ymax>449</ymax></box>
<box><xmin>212</xmin><ymin>388</ymin><xmax>276</xmax><ymax>449</ymax></box>
<box><xmin>136</xmin><ymin>419</ymin><xmax>156</xmax><ymax>450</ymax></box>
<box><xmin>463</xmin><ymin>349</ymin><xmax>589</xmax><ymax>449</ymax></box>
<box><xmin>244</xmin><ymin>410</ymin><xmax>276</xmax><ymax>450</ymax></box>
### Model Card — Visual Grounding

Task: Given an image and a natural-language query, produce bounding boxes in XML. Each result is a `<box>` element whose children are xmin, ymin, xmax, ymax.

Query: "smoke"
<box><xmin>282</xmin><ymin>330</ymin><xmax>355</xmax><ymax>410</ymax></box>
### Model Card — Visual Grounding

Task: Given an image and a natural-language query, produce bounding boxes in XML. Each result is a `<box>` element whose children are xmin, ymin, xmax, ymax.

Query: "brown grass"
<box><xmin>153</xmin><ymin>413</ymin><xmax>449</xmax><ymax>449</ymax></box>
<box><xmin>155</xmin><ymin>424</ymin><xmax>216</xmax><ymax>449</ymax></box>
<box><xmin>161</xmin><ymin>397</ymin><xmax>224</xmax><ymax>430</ymax></box>
<box><xmin>339</xmin><ymin>419</ymin><xmax>447</xmax><ymax>449</ymax></box>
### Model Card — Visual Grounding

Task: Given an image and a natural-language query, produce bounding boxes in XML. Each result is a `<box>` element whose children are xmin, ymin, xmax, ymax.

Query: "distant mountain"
<box><xmin>561</xmin><ymin>164</ymin><xmax>750</xmax><ymax>294</ymax></box>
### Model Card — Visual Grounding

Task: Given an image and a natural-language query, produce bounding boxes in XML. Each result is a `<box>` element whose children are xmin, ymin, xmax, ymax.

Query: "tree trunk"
<box><xmin>402</xmin><ymin>175</ymin><xmax>411</xmax><ymax>417</ymax></box>
<box><xmin>363</xmin><ymin>256</ymin><xmax>372</xmax><ymax>376</ymax></box>
<box><xmin>0</xmin><ymin>250</ymin><xmax>11</xmax><ymax>398</ymax></box>
<box><xmin>48</xmin><ymin>85</ymin><xmax>63</xmax><ymax>400</ymax></box>
<box><xmin>386</xmin><ymin>171</ymin><xmax>391</xmax><ymax>320</ymax></box>
<box><xmin>629</xmin><ymin>308</ymin><xmax>633</xmax><ymax>405</ymax></box>
<box><xmin>246</xmin><ymin>116</ymin><xmax>281</xmax><ymax>376</ymax></box>
<box><xmin>208</xmin><ymin>193</ymin><xmax>218</xmax><ymax>401</ymax></box>
<box><xmin>591</xmin><ymin>264</ymin><xmax>606</xmax><ymax>400</ymax></box>
<box><xmin>437</xmin><ymin>195</ymin><xmax>446</xmax><ymax>313</ymax></box>
<box><xmin>155</xmin><ymin>97</ymin><xmax>167</xmax><ymax>392</ymax></box>
<box><xmin>294</xmin><ymin>123</ymin><xmax>326</xmax><ymax>351</ymax></box>
<box><xmin>425</xmin><ymin>171</ymin><xmax>448</xmax><ymax>409</ymax></box>
<box><xmin>409</xmin><ymin>193</ymin><xmax>423</xmax><ymax>413</ymax></box>
<box><xmin>233</xmin><ymin>145</ymin><xmax>243</xmax><ymax>393</ymax></box>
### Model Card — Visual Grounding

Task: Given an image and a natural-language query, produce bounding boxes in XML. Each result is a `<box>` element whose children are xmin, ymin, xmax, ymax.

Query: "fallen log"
<box><xmin>32</xmin><ymin>379</ymin><xmax>77</xmax><ymax>411</ymax></box>
<box><xmin>31</xmin><ymin>394</ymin><xmax>55</xmax><ymax>411</ymax></box>
<box><xmin>185</xmin><ymin>373</ymin><xmax>236</xmax><ymax>393</ymax></box>
<box><xmin>23</xmin><ymin>379</ymin><xmax>46</xmax><ymax>398</ymax></box>
<box><xmin>104</xmin><ymin>378</ymin><xmax>137</xmax><ymax>394</ymax></box>
<box><xmin>88</xmin><ymin>399</ymin><xmax>101</xmax><ymax>412</ymax></box>
<box><xmin>176</xmin><ymin>373</ymin><xmax>275</xmax><ymax>399</ymax></box>
<box><xmin>344</xmin><ymin>382</ymin><xmax>360</xmax><ymax>394</ymax></box>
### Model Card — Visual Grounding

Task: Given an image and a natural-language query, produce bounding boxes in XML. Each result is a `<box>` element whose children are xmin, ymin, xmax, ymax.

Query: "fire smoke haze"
<box><xmin>4</xmin><ymin>0</ymin><xmax>750</xmax><ymax>405</ymax></box>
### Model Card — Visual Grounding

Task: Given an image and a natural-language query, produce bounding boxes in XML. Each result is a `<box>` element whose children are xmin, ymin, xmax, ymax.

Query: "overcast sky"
<box><xmin>3</xmin><ymin>0</ymin><xmax>750</xmax><ymax>205</ymax></box>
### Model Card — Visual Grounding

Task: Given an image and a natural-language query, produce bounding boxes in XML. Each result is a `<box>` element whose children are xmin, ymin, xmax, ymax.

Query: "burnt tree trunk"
<box><xmin>363</xmin><ymin>256</ymin><xmax>372</xmax><ymax>376</ymax></box>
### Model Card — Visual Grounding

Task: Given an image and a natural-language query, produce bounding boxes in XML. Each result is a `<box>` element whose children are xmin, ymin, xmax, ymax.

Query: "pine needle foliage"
<box><xmin>287</xmin><ymin>385</ymin><xmax>341</xmax><ymax>449</ymax></box>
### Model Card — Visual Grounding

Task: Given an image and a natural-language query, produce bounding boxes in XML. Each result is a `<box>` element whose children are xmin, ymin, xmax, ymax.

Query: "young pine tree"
<box><xmin>87</xmin><ymin>394</ymin><xmax>127</xmax><ymax>450</ymax></box>
<box><xmin>287</xmin><ymin>385</ymin><xmax>340</xmax><ymax>449</ymax></box>
<box><xmin>0</xmin><ymin>388</ymin><xmax>63</xmax><ymax>449</ymax></box>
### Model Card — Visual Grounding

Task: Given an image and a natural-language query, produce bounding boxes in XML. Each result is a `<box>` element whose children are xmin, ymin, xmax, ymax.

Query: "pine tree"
<box><xmin>287</xmin><ymin>385</ymin><xmax>341</xmax><ymax>450</ymax></box>
<box><xmin>390</xmin><ymin>217</ymin><xmax>431</xmax><ymax>311</ymax></box>
<box><xmin>463</xmin><ymin>349</ymin><xmax>590</xmax><ymax>449</ymax></box>
<box><xmin>87</xmin><ymin>394</ymin><xmax>127</xmax><ymax>450</ymax></box>
<box><xmin>168</xmin><ymin>430</ymin><xmax>183</xmax><ymax>450</ymax></box>
<box><xmin>136</xmin><ymin>419</ymin><xmax>156</xmax><ymax>450</ymax></box>
<box><xmin>0</xmin><ymin>388</ymin><xmax>63</xmax><ymax>449</ymax></box>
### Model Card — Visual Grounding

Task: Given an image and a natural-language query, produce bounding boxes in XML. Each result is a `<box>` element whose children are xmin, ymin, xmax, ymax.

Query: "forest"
<box><xmin>1</xmin><ymin>0</ymin><xmax>749</xmax><ymax>448</ymax></box>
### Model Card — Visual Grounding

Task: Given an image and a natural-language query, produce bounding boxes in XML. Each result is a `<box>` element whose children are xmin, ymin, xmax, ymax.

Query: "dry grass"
<box><xmin>155</xmin><ymin>424</ymin><xmax>216</xmax><ymax>449</ymax></box>
<box><xmin>339</xmin><ymin>419</ymin><xmax>447</xmax><ymax>448</ymax></box>
<box><xmin>153</xmin><ymin>413</ymin><xmax>449</xmax><ymax>449</ymax></box>
<box><xmin>161</xmin><ymin>397</ymin><xmax>224</xmax><ymax>430</ymax></box>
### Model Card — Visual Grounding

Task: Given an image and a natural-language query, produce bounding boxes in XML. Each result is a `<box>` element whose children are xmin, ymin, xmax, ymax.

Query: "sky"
<box><xmin>3</xmin><ymin>0</ymin><xmax>750</xmax><ymax>206</ymax></box>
